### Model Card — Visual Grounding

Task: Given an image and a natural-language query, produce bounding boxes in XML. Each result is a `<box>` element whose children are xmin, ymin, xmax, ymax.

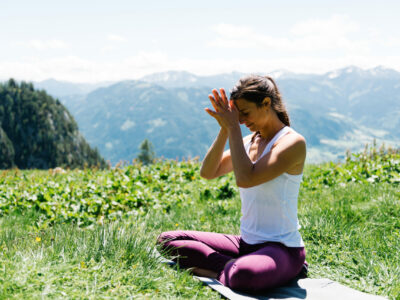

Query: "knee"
<box><xmin>228</xmin><ymin>266</ymin><xmax>258</xmax><ymax>291</ymax></box>
<box><xmin>156</xmin><ymin>231</ymin><xmax>173</xmax><ymax>248</ymax></box>
<box><xmin>156</xmin><ymin>232</ymin><xmax>176</xmax><ymax>256</ymax></box>
<box><xmin>156</xmin><ymin>232</ymin><xmax>167</xmax><ymax>245</ymax></box>
<box><xmin>156</xmin><ymin>230</ymin><xmax>184</xmax><ymax>248</ymax></box>
<box><xmin>227</xmin><ymin>263</ymin><xmax>278</xmax><ymax>292</ymax></box>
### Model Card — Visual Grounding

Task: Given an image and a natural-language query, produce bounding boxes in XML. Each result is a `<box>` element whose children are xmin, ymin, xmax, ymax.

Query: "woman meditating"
<box><xmin>157</xmin><ymin>75</ymin><xmax>306</xmax><ymax>293</ymax></box>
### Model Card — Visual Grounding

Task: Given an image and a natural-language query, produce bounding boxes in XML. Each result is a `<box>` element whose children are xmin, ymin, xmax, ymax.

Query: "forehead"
<box><xmin>234</xmin><ymin>98</ymin><xmax>258</xmax><ymax>111</ymax></box>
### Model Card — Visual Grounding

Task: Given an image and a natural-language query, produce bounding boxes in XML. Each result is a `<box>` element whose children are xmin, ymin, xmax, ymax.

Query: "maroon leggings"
<box><xmin>157</xmin><ymin>230</ymin><xmax>306</xmax><ymax>293</ymax></box>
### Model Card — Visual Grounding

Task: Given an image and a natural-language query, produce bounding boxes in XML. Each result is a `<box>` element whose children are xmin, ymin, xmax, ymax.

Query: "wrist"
<box><xmin>227</xmin><ymin>123</ymin><xmax>241</xmax><ymax>135</ymax></box>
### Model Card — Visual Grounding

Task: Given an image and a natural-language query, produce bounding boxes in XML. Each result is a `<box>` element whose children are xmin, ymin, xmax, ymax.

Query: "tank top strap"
<box><xmin>252</xmin><ymin>126</ymin><xmax>290</xmax><ymax>162</ymax></box>
<box><xmin>244</xmin><ymin>142</ymin><xmax>251</xmax><ymax>153</ymax></box>
<box><xmin>265</xmin><ymin>126</ymin><xmax>291</xmax><ymax>153</ymax></box>
<box><xmin>244</xmin><ymin>127</ymin><xmax>291</xmax><ymax>160</ymax></box>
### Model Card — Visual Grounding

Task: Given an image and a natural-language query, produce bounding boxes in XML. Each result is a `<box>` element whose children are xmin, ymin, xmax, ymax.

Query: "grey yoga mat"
<box><xmin>153</xmin><ymin>250</ymin><xmax>387</xmax><ymax>300</ymax></box>
<box><xmin>193</xmin><ymin>276</ymin><xmax>387</xmax><ymax>300</ymax></box>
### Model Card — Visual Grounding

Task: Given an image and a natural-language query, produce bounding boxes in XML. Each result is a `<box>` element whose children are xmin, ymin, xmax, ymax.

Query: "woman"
<box><xmin>157</xmin><ymin>75</ymin><xmax>306</xmax><ymax>293</ymax></box>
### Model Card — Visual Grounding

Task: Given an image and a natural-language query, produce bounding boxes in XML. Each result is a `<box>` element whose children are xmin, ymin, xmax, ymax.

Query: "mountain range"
<box><xmin>33</xmin><ymin>66</ymin><xmax>400</xmax><ymax>164</ymax></box>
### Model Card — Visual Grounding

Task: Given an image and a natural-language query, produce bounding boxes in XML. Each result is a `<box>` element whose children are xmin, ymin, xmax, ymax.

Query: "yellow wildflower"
<box><xmin>35</xmin><ymin>237</ymin><xmax>41</xmax><ymax>242</ymax></box>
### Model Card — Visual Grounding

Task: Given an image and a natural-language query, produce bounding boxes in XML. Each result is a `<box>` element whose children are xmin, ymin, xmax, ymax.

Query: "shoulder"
<box><xmin>271</xmin><ymin>129</ymin><xmax>306</xmax><ymax>160</ymax></box>
<box><xmin>276</xmin><ymin>128</ymin><xmax>306</xmax><ymax>147</ymax></box>
<box><xmin>286</xmin><ymin>129</ymin><xmax>306</xmax><ymax>147</ymax></box>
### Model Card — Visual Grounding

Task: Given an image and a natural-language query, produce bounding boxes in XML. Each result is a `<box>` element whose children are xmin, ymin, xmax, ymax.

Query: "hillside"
<box><xmin>0</xmin><ymin>146</ymin><xmax>398</xmax><ymax>298</ymax></box>
<box><xmin>62</xmin><ymin>81</ymin><xmax>215</xmax><ymax>163</ymax></box>
<box><xmin>0</xmin><ymin>79</ymin><xmax>107</xmax><ymax>169</ymax></box>
<box><xmin>44</xmin><ymin>66</ymin><xmax>400</xmax><ymax>164</ymax></box>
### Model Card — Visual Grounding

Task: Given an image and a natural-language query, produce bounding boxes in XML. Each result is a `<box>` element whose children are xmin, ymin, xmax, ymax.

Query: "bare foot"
<box><xmin>224</xmin><ymin>259</ymin><xmax>236</xmax><ymax>268</ymax></box>
<box><xmin>189</xmin><ymin>259</ymin><xmax>236</xmax><ymax>279</ymax></box>
<box><xmin>189</xmin><ymin>267</ymin><xmax>218</xmax><ymax>278</ymax></box>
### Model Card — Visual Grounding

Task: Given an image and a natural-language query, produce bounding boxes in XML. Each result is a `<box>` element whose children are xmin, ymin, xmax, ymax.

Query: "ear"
<box><xmin>262</xmin><ymin>97</ymin><xmax>271</xmax><ymax>108</ymax></box>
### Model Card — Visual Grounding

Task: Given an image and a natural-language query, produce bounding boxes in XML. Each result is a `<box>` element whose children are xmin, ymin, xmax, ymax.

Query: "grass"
<box><xmin>0</xmin><ymin>209</ymin><xmax>222</xmax><ymax>299</ymax></box>
<box><xmin>300</xmin><ymin>183</ymin><xmax>400</xmax><ymax>298</ymax></box>
<box><xmin>0</xmin><ymin>163</ymin><xmax>399</xmax><ymax>299</ymax></box>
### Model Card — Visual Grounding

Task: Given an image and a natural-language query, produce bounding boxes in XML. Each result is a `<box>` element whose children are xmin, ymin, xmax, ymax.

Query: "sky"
<box><xmin>1</xmin><ymin>0</ymin><xmax>400</xmax><ymax>82</ymax></box>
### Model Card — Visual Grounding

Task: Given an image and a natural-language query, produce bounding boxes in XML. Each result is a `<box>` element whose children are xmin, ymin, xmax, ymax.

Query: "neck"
<box><xmin>258</xmin><ymin>113</ymin><xmax>286</xmax><ymax>142</ymax></box>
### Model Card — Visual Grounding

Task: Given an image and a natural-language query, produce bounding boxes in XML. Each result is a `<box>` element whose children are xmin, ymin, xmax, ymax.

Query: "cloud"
<box><xmin>209</xmin><ymin>23</ymin><xmax>288</xmax><ymax>49</ymax></box>
<box><xmin>100</xmin><ymin>45</ymin><xmax>117</xmax><ymax>54</ymax></box>
<box><xmin>382</xmin><ymin>37</ymin><xmax>400</xmax><ymax>47</ymax></box>
<box><xmin>209</xmin><ymin>15</ymin><xmax>368</xmax><ymax>53</ymax></box>
<box><xmin>0</xmin><ymin>52</ymin><xmax>174</xmax><ymax>82</ymax></box>
<box><xmin>2</xmin><ymin>51</ymin><xmax>400</xmax><ymax>83</ymax></box>
<box><xmin>15</xmin><ymin>39</ymin><xmax>68</xmax><ymax>50</ymax></box>
<box><xmin>290</xmin><ymin>14</ymin><xmax>359</xmax><ymax>36</ymax></box>
<box><xmin>107</xmin><ymin>34</ymin><xmax>128</xmax><ymax>42</ymax></box>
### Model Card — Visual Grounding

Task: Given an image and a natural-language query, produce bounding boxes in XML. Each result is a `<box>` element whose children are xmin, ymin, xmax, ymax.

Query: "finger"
<box><xmin>229</xmin><ymin>100</ymin><xmax>238</xmax><ymax>111</ymax></box>
<box><xmin>208</xmin><ymin>95</ymin><xmax>219</xmax><ymax>112</ymax></box>
<box><xmin>212</xmin><ymin>89</ymin><xmax>228</xmax><ymax>110</ymax></box>
<box><xmin>212</xmin><ymin>89</ymin><xmax>224</xmax><ymax>108</ymax></box>
<box><xmin>209</xmin><ymin>94</ymin><xmax>224</xmax><ymax>111</ymax></box>
<box><xmin>220</xmin><ymin>88</ymin><xmax>228</xmax><ymax>106</ymax></box>
<box><xmin>204</xmin><ymin>107</ymin><xmax>218</xmax><ymax>118</ymax></box>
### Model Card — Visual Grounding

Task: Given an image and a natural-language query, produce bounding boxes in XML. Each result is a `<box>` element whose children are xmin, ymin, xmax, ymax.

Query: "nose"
<box><xmin>238</xmin><ymin>114</ymin><xmax>245</xmax><ymax>124</ymax></box>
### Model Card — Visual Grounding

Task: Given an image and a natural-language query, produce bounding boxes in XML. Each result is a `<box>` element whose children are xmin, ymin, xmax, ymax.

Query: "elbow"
<box><xmin>200</xmin><ymin>172</ymin><xmax>211</xmax><ymax>180</ymax></box>
<box><xmin>236</xmin><ymin>178</ymin><xmax>252</xmax><ymax>188</ymax></box>
<box><xmin>200</xmin><ymin>168</ymin><xmax>214</xmax><ymax>180</ymax></box>
<box><xmin>235</xmin><ymin>167</ymin><xmax>255</xmax><ymax>188</ymax></box>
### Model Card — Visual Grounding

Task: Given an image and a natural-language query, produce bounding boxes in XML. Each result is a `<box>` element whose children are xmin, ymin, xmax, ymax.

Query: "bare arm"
<box><xmin>200</xmin><ymin>129</ymin><xmax>253</xmax><ymax>180</ymax></box>
<box><xmin>228</xmin><ymin>124</ymin><xmax>306</xmax><ymax>188</ymax></box>
<box><xmin>204</xmin><ymin>87</ymin><xmax>306</xmax><ymax>187</ymax></box>
<box><xmin>200</xmin><ymin>128</ymin><xmax>231</xmax><ymax>179</ymax></box>
<box><xmin>201</xmin><ymin>89</ymin><xmax>232</xmax><ymax>180</ymax></box>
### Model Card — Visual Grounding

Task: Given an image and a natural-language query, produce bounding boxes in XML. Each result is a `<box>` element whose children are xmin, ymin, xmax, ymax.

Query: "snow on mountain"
<box><xmin>39</xmin><ymin>65</ymin><xmax>400</xmax><ymax>163</ymax></box>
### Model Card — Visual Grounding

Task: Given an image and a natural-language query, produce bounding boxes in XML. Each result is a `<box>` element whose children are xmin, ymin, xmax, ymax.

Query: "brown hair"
<box><xmin>230</xmin><ymin>75</ymin><xmax>290</xmax><ymax>127</ymax></box>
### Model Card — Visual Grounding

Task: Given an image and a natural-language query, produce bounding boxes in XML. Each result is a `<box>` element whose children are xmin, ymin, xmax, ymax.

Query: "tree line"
<box><xmin>0</xmin><ymin>79</ymin><xmax>106</xmax><ymax>169</ymax></box>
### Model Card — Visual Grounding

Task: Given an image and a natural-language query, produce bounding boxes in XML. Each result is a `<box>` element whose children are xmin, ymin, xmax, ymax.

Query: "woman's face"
<box><xmin>234</xmin><ymin>98</ymin><xmax>268</xmax><ymax>132</ymax></box>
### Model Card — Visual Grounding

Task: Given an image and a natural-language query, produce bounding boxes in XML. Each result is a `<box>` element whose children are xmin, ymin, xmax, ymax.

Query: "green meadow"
<box><xmin>0</xmin><ymin>146</ymin><xmax>399</xmax><ymax>299</ymax></box>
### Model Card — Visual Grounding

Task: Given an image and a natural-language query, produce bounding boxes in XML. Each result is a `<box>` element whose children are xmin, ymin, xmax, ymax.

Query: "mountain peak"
<box><xmin>140</xmin><ymin>71</ymin><xmax>198</xmax><ymax>83</ymax></box>
<box><xmin>268</xmin><ymin>69</ymin><xmax>291</xmax><ymax>78</ymax></box>
<box><xmin>367</xmin><ymin>65</ymin><xmax>400</xmax><ymax>78</ymax></box>
<box><xmin>326</xmin><ymin>66</ymin><xmax>371</xmax><ymax>79</ymax></box>
<box><xmin>333</xmin><ymin>65</ymin><xmax>400</xmax><ymax>80</ymax></box>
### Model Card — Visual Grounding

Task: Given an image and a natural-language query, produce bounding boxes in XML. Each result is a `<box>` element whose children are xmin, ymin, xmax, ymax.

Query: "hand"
<box><xmin>205</xmin><ymin>88</ymin><xmax>239</xmax><ymax>131</ymax></box>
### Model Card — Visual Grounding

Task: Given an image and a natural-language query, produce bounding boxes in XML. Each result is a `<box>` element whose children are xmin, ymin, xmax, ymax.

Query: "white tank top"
<box><xmin>239</xmin><ymin>126</ymin><xmax>304</xmax><ymax>247</ymax></box>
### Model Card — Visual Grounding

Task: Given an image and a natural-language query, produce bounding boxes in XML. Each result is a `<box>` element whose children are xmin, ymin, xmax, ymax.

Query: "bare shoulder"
<box><xmin>272</xmin><ymin>129</ymin><xmax>306</xmax><ymax>159</ymax></box>
<box><xmin>286</xmin><ymin>129</ymin><xmax>306</xmax><ymax>147</ymax></box>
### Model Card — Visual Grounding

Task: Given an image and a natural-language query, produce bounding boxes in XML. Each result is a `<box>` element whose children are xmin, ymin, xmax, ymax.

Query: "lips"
<box><xmin>245</xmin><ymin>123</ymin><xmax>253</xmax><ymax>128</ymax></box>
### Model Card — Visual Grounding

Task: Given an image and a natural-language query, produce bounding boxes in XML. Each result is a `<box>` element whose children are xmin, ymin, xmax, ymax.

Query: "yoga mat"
<box><xmin>153</xmin><ymin>249</ymin><xmax>387</xmax><ymax>299</ymax></box>
<box><xmin>193</xmin><ymin>276</ymin><xmax>387</xmax><ymax>300</ymax></box>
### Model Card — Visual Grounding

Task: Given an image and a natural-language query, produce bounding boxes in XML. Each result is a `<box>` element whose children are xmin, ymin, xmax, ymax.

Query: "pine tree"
<box><xmin>0</xmin><ymin>80</ymin><xmax>107</xmax><ymax>169</ymax></box>
<box><xmin>137</xmin><ymin>139</ymin><xmax>155</xmax><ymax>165</ymax></box>
<box><xmin>0</xmin><ymin>127</ymin><xmax>15</xmax><ymax>168</ymax></box>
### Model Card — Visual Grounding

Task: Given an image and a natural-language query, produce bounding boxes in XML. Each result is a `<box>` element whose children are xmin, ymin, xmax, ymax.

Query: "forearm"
<box><xmin>228</xmin><ymin>125</ymin><xmax>253</xmax><ymax>186</ymax></box>
<box><xmin>200</xmin><ymin>128</ymin><xmax>229</xmax><ymax>179</ymax></box>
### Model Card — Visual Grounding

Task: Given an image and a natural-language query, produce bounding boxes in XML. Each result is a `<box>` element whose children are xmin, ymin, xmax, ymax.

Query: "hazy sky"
<box><xmin>1</xmin><ymin>0</ymin><xmax>400</xmax><ymax>82</ymax></box>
